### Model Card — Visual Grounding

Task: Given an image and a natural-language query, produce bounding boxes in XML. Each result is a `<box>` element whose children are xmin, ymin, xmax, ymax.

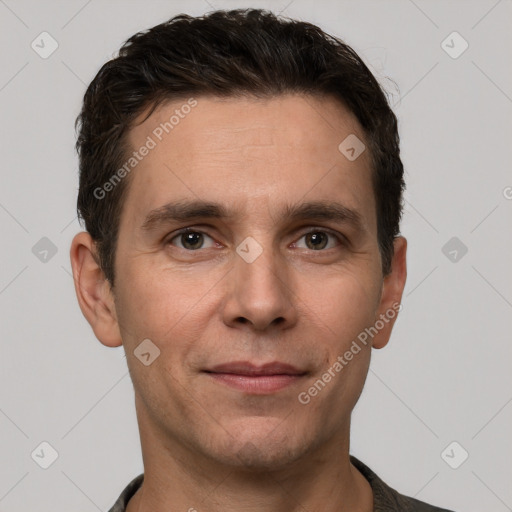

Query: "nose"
<box><xmin>221</xmin><ymin>241</ymin><xmax>298</xmax><ymax>332</ymax></box>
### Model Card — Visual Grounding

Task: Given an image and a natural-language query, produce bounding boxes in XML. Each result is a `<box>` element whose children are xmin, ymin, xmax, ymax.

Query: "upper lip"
<box><xmin>205</xmin><ymin>361</ymin><xmax>306</xmax><ymax>376</ymax></box>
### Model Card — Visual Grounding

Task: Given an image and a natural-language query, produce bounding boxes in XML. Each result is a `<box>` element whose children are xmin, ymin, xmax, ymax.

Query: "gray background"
<box><xmin>1</xmin><ymin>0</ymin><xmax>511</xmax><ymax>510</ymax></box>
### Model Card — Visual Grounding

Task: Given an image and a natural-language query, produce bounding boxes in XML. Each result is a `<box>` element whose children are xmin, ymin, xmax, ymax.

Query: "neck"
<box><xmin>127</xmin><ymin>399</ymin><xmax>373</xmax><ymax>512</ymax></box>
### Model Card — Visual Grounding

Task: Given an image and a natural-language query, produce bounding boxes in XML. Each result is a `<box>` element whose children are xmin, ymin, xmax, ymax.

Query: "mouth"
<box><xmin>203</xmin><ymin>361</ymin><xmax>308</xmax><ymax>394</ymax></box>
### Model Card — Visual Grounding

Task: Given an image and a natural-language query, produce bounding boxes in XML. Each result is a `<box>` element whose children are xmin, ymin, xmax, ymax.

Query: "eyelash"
<box><xmin>165</xmin><ymin>227</ymin><xmax>346</xmax><ymax>251</ymax></box>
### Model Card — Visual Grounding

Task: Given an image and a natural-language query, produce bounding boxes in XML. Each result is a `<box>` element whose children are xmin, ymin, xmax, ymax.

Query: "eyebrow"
<box><xmin>140</xmin><ymin>199</ymin><xmax>365</xmax><ymax>233</ymax></box>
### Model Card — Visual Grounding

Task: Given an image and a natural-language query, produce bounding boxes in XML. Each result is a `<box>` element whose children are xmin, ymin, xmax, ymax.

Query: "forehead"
<box><xmin>121</xmin><ymin>94</ymin><xmax>376</xmax><ymax>232</ymax></box>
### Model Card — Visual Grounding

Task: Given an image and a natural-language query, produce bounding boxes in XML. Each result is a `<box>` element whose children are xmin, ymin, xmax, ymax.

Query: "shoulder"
<box><xmin>350</xmin><ymin>456</ymin><xmax>456</xmax><ymax>512</ymax></box>
<box><xmin>107</xmin><ymin>473</ymin><xmax>144</xmax><ymax>512</ymax></box>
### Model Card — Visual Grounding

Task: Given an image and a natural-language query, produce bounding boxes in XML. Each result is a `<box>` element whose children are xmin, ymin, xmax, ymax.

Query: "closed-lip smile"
<box><xmin>203</xmin><ymin>361</ymin><xmax>307</xmax><ymax>394</ymax></box>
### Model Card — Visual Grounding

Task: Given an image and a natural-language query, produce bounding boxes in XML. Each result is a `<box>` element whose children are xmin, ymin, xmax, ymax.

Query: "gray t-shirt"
<box><xmin>108</xmin><ymin>455</ymin><xmax>455</xmax><ymax>511</ymax></box>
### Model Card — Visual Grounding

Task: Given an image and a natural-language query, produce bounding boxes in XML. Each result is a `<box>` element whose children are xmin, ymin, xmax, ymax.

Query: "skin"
<box><xmin>70</xmin><ymin>93</ymin><xmax>407</xmax><ymax>512</ymax></box>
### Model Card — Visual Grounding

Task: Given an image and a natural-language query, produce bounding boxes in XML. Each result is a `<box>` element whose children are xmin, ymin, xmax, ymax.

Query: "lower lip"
<box><xmin>206</xmin><ymin>373</ymin><xmax>304</xmax><ymax>393</ymax></box>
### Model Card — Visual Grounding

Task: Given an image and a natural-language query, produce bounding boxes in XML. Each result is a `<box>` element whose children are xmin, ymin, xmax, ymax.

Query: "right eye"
<box><xmin>167</xmin><ymin>229</ymin><xmax>217</xmax><ymax>251</ymax></box>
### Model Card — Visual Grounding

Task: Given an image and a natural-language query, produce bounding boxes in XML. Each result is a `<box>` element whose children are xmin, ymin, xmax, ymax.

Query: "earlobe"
<box><xmin>69</xmin><ymin>231</ymin><xmax>123</xmax><ymax>347</ymax></box>
<box><xmin>372</xmin><ymin>236</ymin><xmax>407</xmax><ymax>350</ymax></box>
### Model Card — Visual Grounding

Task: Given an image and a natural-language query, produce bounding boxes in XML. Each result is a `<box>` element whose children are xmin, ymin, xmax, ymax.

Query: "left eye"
<box><xmin>294</xmin><ymin>231</ymin><xmax>341</xmax><ymax>251</ymax></box>
<box><xmin>168</xmin><ymin>230</ymin><xmax>216</xmax><ymax>250</ymax></box>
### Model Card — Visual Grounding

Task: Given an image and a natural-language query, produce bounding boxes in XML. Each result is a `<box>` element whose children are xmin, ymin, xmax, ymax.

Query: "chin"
<box><xmin>207</xmin><ymin>417</ymin><xmax>314</xmax><ymax>472</ymax></box>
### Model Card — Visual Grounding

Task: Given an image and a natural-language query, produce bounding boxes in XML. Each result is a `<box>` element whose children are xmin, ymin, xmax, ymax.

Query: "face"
<box><xmin>72</xmin><ymin>93</ymin><xmax>406</xmax><ymax>472</ymax></box>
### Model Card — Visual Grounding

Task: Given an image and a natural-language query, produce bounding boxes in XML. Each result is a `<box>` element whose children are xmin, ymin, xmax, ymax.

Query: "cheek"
<box><xmin>303</xmin><ymin>272</ymin><xmax>378</xmax><ymax>411</ymax></box>
<box><xmin>299</xmin><ymin>265</ymin><xmax>381</xmax><ymax>349</ymax></box>
<box><xmin>114</xmin><ymin>262</ymin><xmax>218</xmax><ymax>346</ymax></box>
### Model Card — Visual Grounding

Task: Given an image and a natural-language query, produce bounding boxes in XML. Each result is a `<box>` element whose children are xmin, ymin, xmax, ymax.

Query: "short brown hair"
<box><xmin>75</xmin><ymin>8</ymin><xmax>404</xmax><ymax>285</ymax></box>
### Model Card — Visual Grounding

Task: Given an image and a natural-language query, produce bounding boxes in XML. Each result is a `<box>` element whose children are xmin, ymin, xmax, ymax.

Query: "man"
<box><xmin>70</xmin><ymin>9</ymin><xmax>454</xmax><ymax>512</ymax></box>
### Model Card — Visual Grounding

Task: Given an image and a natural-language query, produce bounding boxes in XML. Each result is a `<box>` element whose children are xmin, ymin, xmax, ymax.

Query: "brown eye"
<box><xmin>168</xmin><ymin>230</ymin><xmax>215</xmax><ymax>250</ymax></box>
<box><xmin>304</xmin><ymin>232</ymin><xmax>329</xmax><ymax>250</ymax></box>
<box><xmin>294</xmin><ymin>230</ymin><xmax>341</xmax><ymax>251</ymax></box>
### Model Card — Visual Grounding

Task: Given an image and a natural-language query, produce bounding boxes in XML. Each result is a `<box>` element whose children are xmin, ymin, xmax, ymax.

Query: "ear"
<box><xmin>372</xmin><ymin>236</ymin><xmax>407</xmax><ymax>350</ymax></box>
<box><xmin>69</xmin><ymin>231</ymin><xmax>122</xmax><ymax>347</ymax></box>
